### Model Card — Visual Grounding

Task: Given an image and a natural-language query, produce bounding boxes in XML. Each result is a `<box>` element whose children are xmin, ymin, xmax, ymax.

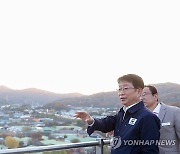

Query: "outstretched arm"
<box><xmin>75</xmin><ymin>111</ymin><xmax>118</xmax><ymax>136</ymax></box>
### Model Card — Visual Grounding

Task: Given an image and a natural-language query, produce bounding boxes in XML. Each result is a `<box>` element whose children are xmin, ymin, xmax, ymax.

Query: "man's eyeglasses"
<box><xmin>116</xmin><ymin>87</ymin><xmax>135</xmax><ymax>92</ymax></box>
<box><xmin>141</xmin><ymin>92</ymin><xmax>152</xmax><ymax>97</ymax></box>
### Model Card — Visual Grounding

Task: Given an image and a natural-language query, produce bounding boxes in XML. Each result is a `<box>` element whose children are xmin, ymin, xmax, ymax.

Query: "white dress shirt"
<box><xmin>153</xmin><ymin>103</ymin><xmax>161</xmax><ymax>117</ymax></box>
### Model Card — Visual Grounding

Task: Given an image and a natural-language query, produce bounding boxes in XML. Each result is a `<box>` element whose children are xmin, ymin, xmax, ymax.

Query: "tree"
<box><xmin>22</xmin><ymin>126</ymin><xmax>32</xmax><ymax>132</ymax></box>
<box><xmin>64</xmin><ymin>134</ymin><xmax>67</xmax><ymax>138</ymax></box>
<box><xmin>4</xmin><ymin>136</ymin><xmax>19</xmax><ymax>149</ymax></box>
<box><xmin>31</xmin><ymin>132</ymin><xmax>42</xmax><ymax>141</ymax></box>
<box><xmin>71</xmin><ymin>138</ymin><xmax>80</xmax><ymax>143</ymax></box>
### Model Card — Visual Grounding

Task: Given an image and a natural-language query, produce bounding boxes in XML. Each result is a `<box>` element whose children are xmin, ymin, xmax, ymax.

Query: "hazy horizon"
<box><xmin>0</xmin><ymin>81</ymin><xmax>179</xmax><ymax>95</ymax></box>
<box><xmin>0</xmin><ymin>1</ymin><xmax>180</xmax><ymax>95</ymax></box>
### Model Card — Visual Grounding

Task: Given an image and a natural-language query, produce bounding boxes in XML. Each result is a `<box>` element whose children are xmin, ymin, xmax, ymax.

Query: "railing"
<box><xmin>0</xmin><ymin>138</ymin><xmax>110</xmax><ymax>154</ymax></box>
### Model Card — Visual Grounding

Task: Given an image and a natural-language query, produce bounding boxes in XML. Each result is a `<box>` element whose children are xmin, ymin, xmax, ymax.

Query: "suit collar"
<box><xmin>158</xmin><ymin>102</ymin><xmax>167</xmax><ymax>122</ymax></box>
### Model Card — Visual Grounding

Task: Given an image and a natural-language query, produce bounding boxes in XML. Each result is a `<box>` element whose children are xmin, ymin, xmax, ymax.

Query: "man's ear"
<box><xmin>137</xmin><ymin>88</ymin><xmax>143</xmax><ymax>96</ymax></box>
<box><xmin>154</xmin><ymin>94</ymin><xmax>158</xmax><ymax>101</ymax></box>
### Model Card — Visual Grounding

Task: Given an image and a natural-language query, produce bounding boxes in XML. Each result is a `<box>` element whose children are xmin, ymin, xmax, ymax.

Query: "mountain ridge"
<box><xmin>0</xmin><ymin>85</ymin><xmax>84</xmax><ymax>105</ymax></box>
<box><xmin>0</xmin><ymin>82</ymin><xmax>180</xmax><ymax>107</ymax></box>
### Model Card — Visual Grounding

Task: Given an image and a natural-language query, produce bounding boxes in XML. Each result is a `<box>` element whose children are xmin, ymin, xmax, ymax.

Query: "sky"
<box><xmin>0</xmin><ymin>0</ymin><xmax>180</xmax><ymax>95</ymax></box>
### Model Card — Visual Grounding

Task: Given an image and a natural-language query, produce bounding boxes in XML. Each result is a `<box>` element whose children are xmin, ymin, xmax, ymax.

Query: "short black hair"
<box><xmin>144</xmin><ymin>85</ymin><xmax>158</xmax><ymax>95</ymax></box>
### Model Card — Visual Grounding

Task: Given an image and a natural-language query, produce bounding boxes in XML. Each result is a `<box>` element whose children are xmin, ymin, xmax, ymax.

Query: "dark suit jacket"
<box><xmin>87</xmin><ymin>101</ymin><xmax>160</xmax><ymax>154</ymax></box>
<box><xmin>158</xmin><ymin>103</ymin><xmax>180</xmax><ymax>154</ymax></box>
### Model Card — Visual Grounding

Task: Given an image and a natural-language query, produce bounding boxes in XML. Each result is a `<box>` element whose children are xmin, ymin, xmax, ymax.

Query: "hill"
<box><xmin>47</xmin><ymin>91</ymin><xmax>120</xmax><ymax>108</ymax></box>
<box><xmin>46</xmin><ymin>82</ymin><xmax>180</xmax><ymax>108</ymax></box>
<box><xmin>1</xmin><ymin>82</ymin><xmax>180</xmax><ymax>108</ymax></box>
<box><xmin>154</xmin><ymin>82</ymin><xmax>180</xmax><ymax>106</ymax></box>
<box><xmin>0</xmin><ymin>85</ymin><xmax>83</xmax><ymax>106</ymax></box>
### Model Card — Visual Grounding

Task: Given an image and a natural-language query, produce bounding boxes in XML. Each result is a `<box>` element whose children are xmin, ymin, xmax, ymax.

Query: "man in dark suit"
<box><xmin>142</xmin><ymin>85</ymin><xmax>180</xmax><ymax>154</ymax></box>
<box><xmin>75</xmin><ymin>74</ymin><xmax>160</xmax><ymax>154</ymax></box>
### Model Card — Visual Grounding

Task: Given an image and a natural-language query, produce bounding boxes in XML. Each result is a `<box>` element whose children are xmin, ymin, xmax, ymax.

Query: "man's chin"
<box><xmin>121</xmin><ymin>102</ymin><xmax>128</xmax><ymax>106</ymax></box>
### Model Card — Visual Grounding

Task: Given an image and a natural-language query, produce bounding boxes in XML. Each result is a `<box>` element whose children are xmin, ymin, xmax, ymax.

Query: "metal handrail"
<box><xmin>0</xmin><ymin>139</ymin><xmax>110</xmax><ymax>154</ymax></box>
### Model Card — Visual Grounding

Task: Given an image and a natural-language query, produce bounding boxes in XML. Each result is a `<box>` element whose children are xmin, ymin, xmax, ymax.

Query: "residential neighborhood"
<box><xmin>0</xmin><ymin>104</ymin><xmax>118</xmax><ymax>153</ymax></box>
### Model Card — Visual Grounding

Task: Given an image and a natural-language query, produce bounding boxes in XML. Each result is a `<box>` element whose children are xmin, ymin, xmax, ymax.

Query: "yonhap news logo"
<box><xmin>123</xmin><ymin>139</ymin><xmax>176</xmax><ymax>146</ymax></box>
<box><xmin>110</xmin><ymin>137</ymin><xmax>176</xmax><ymax>149</ymax></box>
<box><xmin>110</xmin><ymin>136</ymin><xmax>122</xmax><ymax>149</ymax></box>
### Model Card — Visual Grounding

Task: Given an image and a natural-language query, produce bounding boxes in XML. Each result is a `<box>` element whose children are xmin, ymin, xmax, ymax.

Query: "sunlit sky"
<box><xmin>0</xmin><ymin>0</ymin><xmax>180</xmax><ymax>95</ymax></box>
